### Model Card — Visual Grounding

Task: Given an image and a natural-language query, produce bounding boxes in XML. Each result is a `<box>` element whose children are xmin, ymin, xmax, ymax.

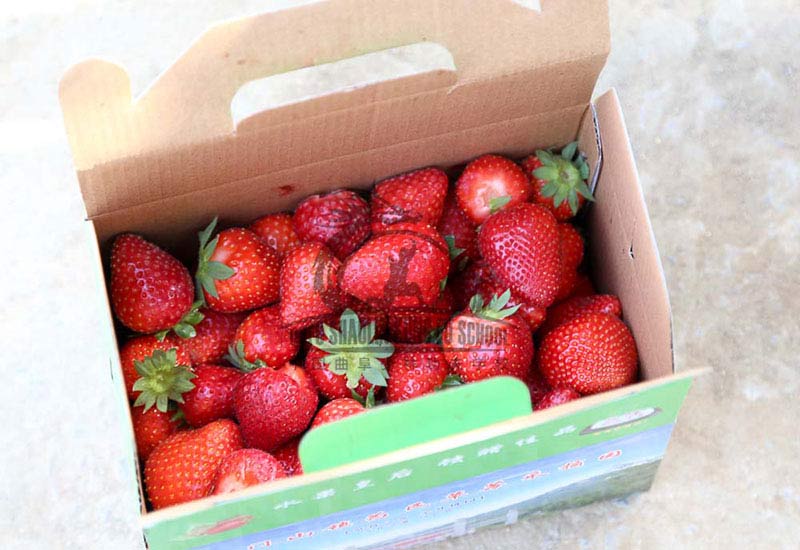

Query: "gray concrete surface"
<box><xmin>1</xmin><ymin>1</ymin><xmax>798</xmax><ymax>548</ymax></box>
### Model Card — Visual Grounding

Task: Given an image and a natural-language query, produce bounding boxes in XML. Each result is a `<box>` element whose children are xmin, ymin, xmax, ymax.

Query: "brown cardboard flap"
<box><xmin>60</xmin><ymin>0</ymin><xmax>610</xmax><ymax>218</ymax></box>
<box><xmin>588</xmin><ymin>89</ymin><xmax>674</xmax><ymax>379</ymax></box>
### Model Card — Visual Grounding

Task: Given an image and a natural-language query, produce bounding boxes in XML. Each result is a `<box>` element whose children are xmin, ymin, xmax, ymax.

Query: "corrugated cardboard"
<box><xmin>58</xmin><ymin>1</ymin><xmax>702</xmax><ymax>548</ymax></box>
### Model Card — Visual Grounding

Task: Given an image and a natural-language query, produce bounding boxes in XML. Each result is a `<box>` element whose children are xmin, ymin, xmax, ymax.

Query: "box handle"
<box><xmin>298</xmin><ymin>376</ymin><xmax>533</xmax><ymax>473</ymax></box>
<box><xmin>60</xmin><ymin>0</ymin><xmax>595</xmax><ymax>169</ymax></box>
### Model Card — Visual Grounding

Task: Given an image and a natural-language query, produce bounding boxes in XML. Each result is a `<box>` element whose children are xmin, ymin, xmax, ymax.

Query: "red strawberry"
<box><xmin>306</xmin><ymin>309</ymin><xmax>393</xmax><ymax>399</ymax></box>
<box><xmin>455</xmin><ymin>155</ymin><xmax>530</xmax><ymax>224</ymax></box>
<box><xmin>539</xmin><ymin>313</ymin><xmax>638</xmax><ymax>394</ymax></box>
<box><xmin>310</xmin><ymin>398</ymin><xmax>365</xmax><ymax>428</ymax></box>
<box><xmin>144</xmin><ymin>419</ymin><xmax>242</xmax><ymax>509</ymax></box>
<box><xmin>477</xmin><ymin>277</ymin><xmax>546</xmax><ymax>332</ymax></box>
<box><xmin>210</xmin><ymin>449</ymin><xmax>286</xmax><ymax>495</ymax></box>
<box><xmin>442</xmin><ymin>291</ymin><xmax>533</xmax><ymax>383</ymax></box>
<box><xmin>233</xmin><ymin>305</ymin><xmax>300</xmax><ymax>368</ymax></box>
<box><xmin>521</xmin><ymin>142</ymin><xmax>594</xmax><ymax>221</ymax></box>
<box><xmin>450</xmin><ymin>261</ymin><xmax>493</xmax><ymax>310</ymax></box>
<box><xmin>119</xmin><ymin>335</ymin><xmax>193</xmax><ymax>403</ymax></box>
<box><xmin>478</xmin><ymin>203</ymin><xmax>562</xmax><ymax>308</ymax></box>
<box><xmin>233</xmin><ymin>364</ymin><xmax>318</xmax><ymax>452</ymax></box>
<box><xmin>370</xmin><ymin>167</ymin><xmax>448</xmax><ymax>232</ymax></box>
<box><xmin>525</xmin><ymin>367</ymin><xmax>552</xmax><ymax>405</ymax></box>
<box><xmin>306</xmin><ymin>346</ymin><xmax>378</xmax><ymax>400</ymax></box>
<box><xmin>566</xmin><ymin>273</ymin><xmax>596</xmax><ymax>300</ymax></box>
<box><xmin>535</xmin><ymin>388</ymin><xmax>581</xmax><ymax>410</ymax></box>
<box><xmin>249</xmin><ymin>212</ymin><xmax>301</xmax><ymax>260</ymax></box>
<box><xmin>131</xmin><ymin>405</ymin><xmax>182</xmax><ymax>462</ymax></box>
<box><xmin>438</xmin><ymin>192</ymin><xmax>478</xmax><ymax>272</ymax></box>
<box><xmin>195</xmin><ymin>219</ymin><xmax>280</xmax><ymax>313</ymax></box>
<box><xmin>340</xmin><ymin>222</ymin><xmax>450</xmax><ymax>309</ymax></box>
<box><xmin>180</xmin><ymin>364</ymin><xmax>242</xmax><ymax>428</ymax></box>
<box><xmin>293</xmin><ymin>190</ymin><xmax>370</xmax><ymax>259</ymax></box>
<box><xmin>279</xmin><ymin>242</ymin><xmax>344</xmax><ymax>331</ymax></box>
<box><xmin>386</xmin><ymin>344</ymin><xmax>449</xmax><ymax>402</ymax></box>
<box><xmin>540</xmin><ymin>294</ymin><xmax>622</xmax><ymax>336</ymax></box>
<box><xmin>388</xmin><ymin>288</ymin><xmax>454</xmax><ymax>343</ymax></box>
<box><xmin>555</xmin><ymin>223</ymin><xmax>585</xmax><ymax>301</ymax></box>
<box><xmin>183</xmin><ymin>308</ymin><xmax>245</xmax><ymax>365</ymax></box>
<box><xmin>110</xmin><ymin>234</ymin><xmax>195</xmax><ymax>334</ymax></box>
<box><xmin>272</xmin><ymin>438</ymin><xmax>303</xmax><ymax>477</ymax></box>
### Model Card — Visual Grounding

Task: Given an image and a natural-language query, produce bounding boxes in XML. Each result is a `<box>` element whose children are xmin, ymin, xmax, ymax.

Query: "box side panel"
<box><xmin>587</xmin><ymin>90</ymin><xmax>674</xmax><ymax>380</ymax></box>
<box><xmin>195</xmin><ymin>425</ymin><xmax>673</xmax><ymax>550</ymax></box>
<box><xmin>142</xmin><ymin>377</ymin><xmax>693</xmax><ymax>549</ymax></box>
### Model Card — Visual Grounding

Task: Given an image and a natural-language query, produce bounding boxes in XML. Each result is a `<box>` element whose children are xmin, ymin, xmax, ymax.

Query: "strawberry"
<box><xmin>306</xmin><ymin>309</ymin><xmax>394</xmax><ymax>397</ymax></box>
<box><xmin>305</xmin><ymin>346</ymin><xmax>379</xmax><ymax>400</ymax></box>
<box><xmin>119</xmin><ymin>335</ymin><xmax>193</xmax><ymax>405</ymax></box>
<box><xmin>180</xmin><ymin>364</ymin><xmax>242</xmax><ymax>428</ymax></box>
<box><xmin>555</xmin><ymin>223</ymin><xmax>585</xmax><ymax>301</ymax></box>
<box><xmin>131</xmin><ymin>405</ymin><xmax>182</xmax><ymax>462</ymax></box>
<box><xmin>476</xmin><ymin>277</ymin><xmax>546</xmax><ymax>332</ymax></box>
<box><xmin>310</xmin><ymin>398</ymin><xmax>365</xmax><ymax>428</ymax></box>
<box><xmin>455</xmin><ymin>155</ymin><xmax>530</xmax><ymax>224</ymax></box>
<box><xmin>566</xmin><ymin>273</ymin><xmax>596</xmax><ymax>300</ymax></box>
<box><xmin>535</xmin><ymin>388</ymin><xmax>581</xmax><ymax>410</ymax></box>
<box><xmin>183</xmin><ymin>308</ymin><xmax>245</xmax><ymax>365</ymax></box>
<box><xmin>387</xmin><ymin>288</ymin><xmax>454</xmax><ymax>343</ymax></box>
<box><xmin>438</xmin><ymin>192</ymin><xmax>478</xmax><ymax>272</ymax></box>
<box><xmin>521</xmin><ymin>142</ymin><xmax>594</xmax><ymax>220</ymax></box>
<box><xmin>525</xmin><ymin>367</ymin><xmax>552</xmax><ymax>405</ymax></box>
<box><xmin>210</xmin><ymin>449</ymin><xmax>286</xmax><ymax>495</ymax></box>
<box><xmin>340</xmin><ymin>221</ymin><xmax>450</xmax><ymax>309</ymax></box>
<box><xmin>233</xmin><ymin>364</ymin><xmax>318</xmax><ymax>452</ymax></box>
<box><xmin>450</xmin><ymin>261</ymin><xmax>493</xmax><ymax>310</ymax></box>
<box><xmin>478</xmin><ymin>203</ymin><xmax>562</xmax><ymax>308</ymax></box>
<box><xmin>195</xmin><ymin>218</ymin><xmax>280</xmax><ymax>313</ymax></box>
<box><xmin>539</xmin><ymin>294</ymin><xmax>622</xmax><ymax>336</ymax></box>
<box><xmin>279</xmin><ymin>242</ymin><xmax>344</xmax><ymax>331</ymax></box>
<box><xmin>293</xmin><ymin>190</ymin><xmax>370</xmax><ymax>259</ymax></box>
<box><xmin>249</xmin><ymin>212</ymin><xmax>301</xmax><ymax>260</ymax></box>
<box><xmin>110</xmin><ymin>234</ymin><xmax>197</xmax><ymax>334</ymax></box>
<box><xmin>370</xmin><ymin>167</ymin><xmax>448</xmax><ymax>232</ymax></box>
<box><xmin>386</xmin><ymin>344</ymin><xmax>449</xmax><ymax>402</ymax></box>
<box><xmin>442</xmin><ymin>291</ymin><xmax>533</xmax><ymax>383</ymax></box>
<box><xmin>539</xmin><ymin>313</ymin><xmax>638</xmax><ymax>394</ymax></box>
<box><xmin>144</xmin><ymin>419</ymin><xmax>242</xmax><ymax>510</ymax></box>
<box><xmin>272</xmin><ymin>438</ymin><xmax>303</xmax><ymax>477</ymax></box>
<box><xmin>232</xmin><ymin>305</ymin><xmax>300</xmax><ymax>368</ymax></box>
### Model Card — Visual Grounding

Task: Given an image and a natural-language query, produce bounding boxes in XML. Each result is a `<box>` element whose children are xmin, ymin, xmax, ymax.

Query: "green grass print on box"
<box><xmin>144</xmin><ymin>376</ymin><xmax>693</xmax><ymax>549</ymax></box>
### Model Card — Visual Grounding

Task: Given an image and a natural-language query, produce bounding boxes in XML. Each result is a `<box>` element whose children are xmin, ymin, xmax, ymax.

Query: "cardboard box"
<box><xmin>59</xmin><ymin>1</ymin><xmax>703</xmax><ymax>548</ymax></box>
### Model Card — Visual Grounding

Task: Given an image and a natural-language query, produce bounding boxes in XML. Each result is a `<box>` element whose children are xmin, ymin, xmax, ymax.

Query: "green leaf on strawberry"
<box><xmin>308</xmin><ymin>309</ymin><xmax>394</xmax><ymax>389</ymax></box>
<box><xmin>488</xmin><ymin>195</ymin><xmax>511</xmax><ymax>214</ymax></box>
<box><xmin>533</xmin><ymin>142</ymin><xmax>595</xmax><ymax>215</ymax></box>
<box><xmin>154</xmin><ymin>300</ymin><xmax>206</xmax><ymax>341</ymax></box>
<box><xmin>195</xmin><ymin>217</ymin><xmax>236</xmax><ymax>303</ymax></box>
<box><xmin>436</xmin><ymin>374</ymin><xmax>464</xmax><ymax>391</ymax></box>
<box><xmin>468</xmin><ymin>290</ymin><xmax>521</xmax><ymax>321</ymax></box>
<box><xmin>224</xmin><ymin>340</ymin><xmax>267</xmax><ymax>373</ymax></box>
<box><xmin>132</xmin><ymin>349</ymin><xmax>196</xmax><ymax>413</ymax></box>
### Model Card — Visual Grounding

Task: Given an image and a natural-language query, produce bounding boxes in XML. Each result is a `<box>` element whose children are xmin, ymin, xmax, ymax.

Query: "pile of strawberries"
<box><xmin>110</xmin><ymin>143</ymin><xmax>638</xmax><ymax>511</ymax></box>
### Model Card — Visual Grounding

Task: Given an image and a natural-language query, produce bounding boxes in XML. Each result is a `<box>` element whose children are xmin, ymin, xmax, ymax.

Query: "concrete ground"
<box><xmin>1</xmin><ymin>1</ymin><xmax>798</xmax><ymax>548</ymax></box>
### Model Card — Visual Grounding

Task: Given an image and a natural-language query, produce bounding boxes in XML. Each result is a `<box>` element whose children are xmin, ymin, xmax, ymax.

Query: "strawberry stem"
<box><xmin>195</xmin><ymin>217</ymin><xmax>235</xmax><ymax>304</ymax></box>
<box><xmin>308</xmin><ymin>309</ymin><xmax>394</xmax><ymax>389</ymax></box>
<box><xmin>533</xmin><ymin>142</ymin><xmax>594</xmax><ymax>215</ymax></box>
<box><xmin>132</xmin><ymin>349</ymin><xmax>195</xmax><ymax>413</ymax></box>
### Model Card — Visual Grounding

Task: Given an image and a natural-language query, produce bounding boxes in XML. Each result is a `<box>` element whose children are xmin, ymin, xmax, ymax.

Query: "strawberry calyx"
<box><xmin>132</xmin><ymin>349</ymin><xmax>196</xmax><ymax>413</ymax></box>
<box><xmin>468</xmin><ymin>290</ymin><xmax>521</xmax><ymax>321</ymax></box>
<box><xmin>154</xmin><ymin>300</ymin><xmax>205</xmax><ymax>341</ymax></box>
<box><xmin>195</xmin><ymin>217</ymin><xmax>235</xmax><ymax>304</ymax></box>
<box><xmin>308</xmin><ymin>309</ymin><xmax>394</xmax><ymax>389</ymax></box>
<box><xmin>436</xmin><ymin>374</ymin><xmax>464</xmax><ymax>391</ymax></box>
<box><xmin>350</xmin><ymin>387</ymin><xmax>378</xmax><ymax>408</ymax></box>
<box><xmin>225</xmin><ymin>340</ymin><xmax>267</xmax><ymax>373</ymax></box>
<box><xmin>533</xmin><ymin>142</ymin><xmax>594</xmax><ymax>215</ymax></box>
